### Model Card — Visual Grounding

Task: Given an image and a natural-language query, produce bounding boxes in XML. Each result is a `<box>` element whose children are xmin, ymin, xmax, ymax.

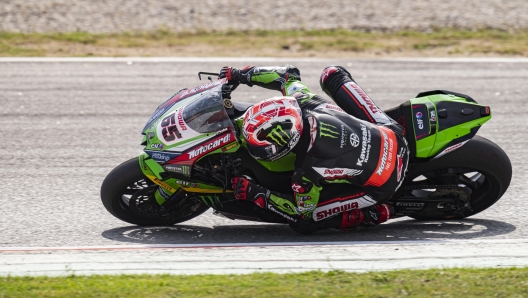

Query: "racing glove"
<box><xmin>219</xmin><ymin>66</ymin><xmax>254</xmax><ymax>91</ymax></box>
<box><xmin>231</xmin><ymin>176</ymin><xmax>269</xmax><ymax>209</ymax></box>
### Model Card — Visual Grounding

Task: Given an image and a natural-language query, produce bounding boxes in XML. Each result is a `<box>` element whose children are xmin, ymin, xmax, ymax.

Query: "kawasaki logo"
<box><xmin>268</xmin><ymin>125</ymin><xmax>290</xmax><ymax>146</ymax></box>
<box><xmin>319</xmin><ymin>122</ymin><xmax>339</xmax><ymax>138</ymax></box>
<box><xmin>188</xmin><ymin>134</ymin><xmax>231</xmax><ymax>159</ymax></box>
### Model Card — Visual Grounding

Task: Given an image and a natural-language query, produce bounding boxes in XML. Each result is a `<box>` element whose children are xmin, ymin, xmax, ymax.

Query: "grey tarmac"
<box><xmin>0</xmin><ymin>58</ymin><xmax>527</xmax><ymax>275</ymax></box>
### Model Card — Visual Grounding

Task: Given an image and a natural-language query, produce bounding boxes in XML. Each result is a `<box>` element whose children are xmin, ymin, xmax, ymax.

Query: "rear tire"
<box><xmin>405</xmin><ymin>135</ymin><xmax>511</xmax><ymax>220</ymax></box>
<box><xmin>100</xmin><ymin>157</ymin><xmax>209</xmax><ymax>225</ymax></box>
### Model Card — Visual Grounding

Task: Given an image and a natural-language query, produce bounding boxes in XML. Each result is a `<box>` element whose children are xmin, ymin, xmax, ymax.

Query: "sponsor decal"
<box><xmin>188</xmin><ymin>133</ymin><xmax>232</xmax><ymax>159</ymax></box>
<box><xmin>268</xmin><ymin>204</ymin><xmax>297</xmax><ymax>222</ymax></box>
<box><xmin>319</xmin><ymin>122</ymin><xmax>339</xmax><ymax>139</ymax></box>
<box><xmin>314</xmin><ymin>103</ymin><xmax>346</xmax><ymax>113</ymax></box>
<box><xmin>288</xmin><ymin>131</ymin><xmax>300</xmax><ymax>148</ymax></box>
<box><xmin>314</xmin><ymin>194</ymin><xmax>375</xmax><ymax>221</ymax></box>
<box><xmin>339</xmin><ymin>125</ymin><xmax>348</xmax><ymax>149</ymax></box>
<box><xmin>412</xmin><ymin>104</ymin><xmax>430</xmax><ymax>140</ymax></box>
<box><xmin>416</xmin><ymin>112</ymin><xmax>424</xmax><ymax>129</ymax></box>
<box><xmin>160</xmin><ymin>113</ymin><xmax>183</xmax><ymax>142</ymax></box>
<box><xmin>396</xmin><ymin>202</ymin><xmax>425</xmax><ymax>207</ymax></box>
<box><xmin>429</xmin><ymin>109</ymin><xmax>437</xmax><ymax>122</ymax></box>
<box><xmin>150</xmin><ymin>143</ymin><xmax>164</xmax><ymax>149</ymax></box>
<box><xmin>356</xmin><ymin>124</ymin><xmax>372</xmax><ymax>167</ymax></box>
<box><xmin>296</xmin><ymin>195</ymin><xmax>316</xmax><ymax>213</ymax></box>
<box><xmin>376</xmin><ymin>130</ymin><xmax>394</xmax><ymax>176</ymax></box>
<box><xmin>296</xmin><ymin>196</ymin><xmax>313</xmax><ymax>207</ymax></box>
<box><xmin>349</xmin><ymin>132</ymin><xmax>360</xmax><ymax>147</ymax></box>
<box><xmin>396</xmin><ymin>147</ymin><xmax>406</xmax><ymax>182</ymax></box>
<box><xmin>291</xmin><ymin>183</ymin><xmax>304</xmax><ymax>193</ymax></box>
<box><xmin>433</xmin><ymin>140</ymin><xmax>469</xmax><ymax>159</ymax></box>
<box><xmin>222</xmin><ymin>142</ymin><xmax>238</xmax><ymax>152</ymax></box>
<box><xmin>286</xmin><ymin>82</ymin><xmax>307</xmax><ymax>95</ymax></box>
<box><xmin>313</xmin><ymin>167</ymin><xmax>363</xmax><ymax>180</ymax></box>
<box><xmin>150</xmin><ymin>152</ymin><xmax>180</xmax><ymax>162</ymax></box>
<box><xmin>343</xmin><ymin>82</ymin><xmax>391</xmax><ymax>124</ymax></box>
<box><xmin>268</xmin><ymin>124</ymin><xmax>291</xmax><ymax>146</ymax></box>
<box><xmin>174</xmin><ymin>79</ymin><xmax>226</xmax><ymax>101</ymax></box>
<box><xmin>152</xmin><ymin>177</ymin><xmax>176</xmax><ymax>192</ymax></box>
<box><xmin>158</xmin><ymin>187</ymin><xmax>172</xmax><ymax>200</ymax></box>
<box><xmin>307</xmin><ymin>116</ymin><xmax>317</xmax><ymax>152</ymax></box>
<box><xmin>364</xmin><ymin>127</ymin><xmax>397</xmax><ymax>187</ymax></box>
<box><xmin>176</xmin><ymin>180</ymin><xmax>199</xmax><ymax>188</ymax></box>
<box><xmin>164</xmin><ymin>164</ymin><xmax>190</xmax><ymax>176</ymax></box>
<box><xmin>177</xmin><ymin>109</ymin><xmax>187</xmax><ymax>131</ymax></box>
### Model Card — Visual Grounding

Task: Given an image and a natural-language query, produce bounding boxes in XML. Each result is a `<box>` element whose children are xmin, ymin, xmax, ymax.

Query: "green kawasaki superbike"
<box><xmin>101</xmin><ymin>75</ymin><xmax>512</xmax><ymax>226</ymax></box>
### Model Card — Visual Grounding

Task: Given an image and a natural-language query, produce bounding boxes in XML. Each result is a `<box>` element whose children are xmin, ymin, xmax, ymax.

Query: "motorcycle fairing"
<box><xmin>408</xmin><ymin>91</ymin><xmax>491</xmax><ymax>158</ymax></box>
<box><xmin>139</xmin><ymin>81</ymin><xmax>240</xmax><ymax>204</ymax></box>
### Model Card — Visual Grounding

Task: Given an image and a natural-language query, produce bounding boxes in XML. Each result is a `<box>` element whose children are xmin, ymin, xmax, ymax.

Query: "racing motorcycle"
<box><xmin>101</xmin><ymin>73</ymin><xmax>512</xmax><ymax>228</ymax></box>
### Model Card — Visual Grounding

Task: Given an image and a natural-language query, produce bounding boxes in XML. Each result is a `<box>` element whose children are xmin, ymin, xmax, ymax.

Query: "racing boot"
<box><xmin>339</xmin><ymin>204</ymin><xmax>394</xmax><ymax>230</ymax></box>
<box><xmin>319</xmin><ymin>65</ymin><xmax>354</xmax><ymax>98</ymax></box>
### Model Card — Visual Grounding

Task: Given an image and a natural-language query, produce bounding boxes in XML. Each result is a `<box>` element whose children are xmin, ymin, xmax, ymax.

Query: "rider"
<box><xmin>220</xmin><ymin>65</ymin><xmax>409</xmax><ymax>234</ymax></box>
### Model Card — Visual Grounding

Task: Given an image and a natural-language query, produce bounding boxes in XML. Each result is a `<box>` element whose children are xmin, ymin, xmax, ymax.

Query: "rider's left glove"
<box><xmin>231</xmin><ymin>176</ymin><xmax>268</xmax><ymax>209</ymax></box>
<box><xmin>219</xmin><ymin>66</ymin><xmax>241</xmax><ymax>91</ymax></box>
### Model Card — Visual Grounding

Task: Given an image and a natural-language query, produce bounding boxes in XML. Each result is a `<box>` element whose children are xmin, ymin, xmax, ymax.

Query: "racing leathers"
<box><xmin>223</xmin><ymin>65</ymin><xmax>410</xmax><ymax>233</ymax></box>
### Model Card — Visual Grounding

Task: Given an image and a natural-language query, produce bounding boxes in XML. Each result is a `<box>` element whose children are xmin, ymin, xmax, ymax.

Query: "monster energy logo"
<box><xmin>319</xmin><ymin>122</ymin><xmax>339</xmax><ymax>138</ymax></box>
<box><xmin>268</xmin><ymin>125</ymin><xmax>291</xmax><ymax>146</ymax></box>
<box><xmin>199</xmin><ymin>195</ymin><xmax>222</xmax><ymax>208</ymax></box>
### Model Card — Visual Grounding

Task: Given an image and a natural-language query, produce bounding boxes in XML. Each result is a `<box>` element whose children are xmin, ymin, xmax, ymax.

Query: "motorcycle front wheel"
<box><xmin>100</xmin><ymin>157</ymin><xmax>209</xmax><ymax>226</ymax></box>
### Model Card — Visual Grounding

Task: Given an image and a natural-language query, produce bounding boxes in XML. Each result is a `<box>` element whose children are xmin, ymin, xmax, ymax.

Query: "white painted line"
<box><xmin>1</xmin><ymin>238</ymin><xmax>528</xmax><ymax>252</ymax></box>
<box><xmin>0</xmin><ymin>57</ymin><xmax>527</xmax><ymax>63</ymax></box>
<box><xmin>1</xmin><ymin>240</ymin><xmax>528</xmax><ymax>276</ymax></box>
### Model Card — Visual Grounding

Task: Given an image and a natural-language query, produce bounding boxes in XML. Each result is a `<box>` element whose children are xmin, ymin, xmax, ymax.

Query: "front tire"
<box><xmin>404</xmin><ymin>135</ymin><xmax>512</xmax><ymax>220</ymax></box>
<box><xmin>100</xmin><ymin>157</ymin><xmax>209</xmax><ymax>225</ymax></box>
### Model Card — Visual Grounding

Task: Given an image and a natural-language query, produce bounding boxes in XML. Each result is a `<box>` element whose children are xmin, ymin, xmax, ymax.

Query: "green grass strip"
<box><xmin>1</xmin><ymin>28</ymin><xmax>528</xmax><ymax>57</ymax></box>
<box><xmin>1</xmin><ymin>268</ymin><xmax>527</xmax><ymax>297</ymax></box>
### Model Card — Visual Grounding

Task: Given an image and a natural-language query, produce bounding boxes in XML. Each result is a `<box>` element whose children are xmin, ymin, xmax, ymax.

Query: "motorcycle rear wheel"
<box><xmin>404</xmin><ymin>135</ymin><xmax>512</xmax><ymax>220</ymax></box>
<box><xmin>100</xmin><ymin>157</ymin><xmax>209</xmax><ymax>226</ymax></box>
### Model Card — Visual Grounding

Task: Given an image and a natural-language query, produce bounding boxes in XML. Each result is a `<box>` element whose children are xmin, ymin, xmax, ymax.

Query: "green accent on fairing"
<box><xmin>410</xmin><ymin>95</ymin><xmax>492</xmax><ymax>158</ymax></box>
<box><xmin>154</xmin><ymin>190</ymin><xmax>166</xmax><ymax>205</ymax></box>
<box><xmin>319</xmin><ymin>122</ymin><xmax>339</xmax><ymax>138</ymax></box>
<box><xmin>268</xmin><ymin>125</ymin><xmax>290</xmax><ymax>146</ymax></box>
<box><xmin>257</xmin><ymin>152</ymin><xmax>296</xmax><ymax>171</ymax></box>
<box><xmin>138</xmin><ymin>152</ymin><xmax>181</xmax><ymax>205</ymax></box>
<box><xmin>251</xmin><ymin>72</ymin><xmax>281</xmax><ymax>84</ymax></box>
<box><xmin>294</xmin><ymin>178</ymin><xmax>323</xmax><ymax>218</ymax></box>
<box><xmin>143</xmin><ymin>158</ymin><xmax>165</xmax><ymax>180</ymax></box>
<box><xmin>198</xmin><ymin>195</ymin><xmax>222</xmax><ymax>208</ymax></box>
<box><xmin>269</xmin><ymin>194</ymin><xmax>298</xmax><ymax>215</ymax></box>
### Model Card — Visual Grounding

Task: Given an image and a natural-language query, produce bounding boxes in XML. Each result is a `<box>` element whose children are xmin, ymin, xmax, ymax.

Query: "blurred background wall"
<box><xmin>1</xmin><ymin>0</ymin><xmax>527</xmax><ymax>33</ymax></box>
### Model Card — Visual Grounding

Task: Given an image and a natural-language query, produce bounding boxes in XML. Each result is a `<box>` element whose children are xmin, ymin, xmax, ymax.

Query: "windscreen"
<box><xmin>181</xmin><ymin>88</ymin><xmax>233</xmax><ymax>133</ymax></box>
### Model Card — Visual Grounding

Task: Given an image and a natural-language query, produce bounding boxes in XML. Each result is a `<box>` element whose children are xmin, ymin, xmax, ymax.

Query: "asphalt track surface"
<box><xmin>1</xmin><ymin>57</ymin><xmax>527</xmax><ymax>275</ymax></box>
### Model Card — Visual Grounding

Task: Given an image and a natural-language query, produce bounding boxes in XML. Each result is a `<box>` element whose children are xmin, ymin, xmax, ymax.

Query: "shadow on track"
<box><xmin>101</xmin><ymin>218</ymin><xmax>516</xmax><ymax>245</ymax></box>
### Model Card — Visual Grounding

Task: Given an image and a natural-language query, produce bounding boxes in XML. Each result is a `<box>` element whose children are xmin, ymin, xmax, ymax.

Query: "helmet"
<box><xmin>242</xmin><ymin>97</ymin><xmax>303</xmax><ymax>161</ymax></box>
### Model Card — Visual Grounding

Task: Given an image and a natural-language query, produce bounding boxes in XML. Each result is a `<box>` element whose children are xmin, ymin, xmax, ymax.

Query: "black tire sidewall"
<box><xmin>405</xmin><ymin>135</ymin><xmax>512</xmax><ymax>219</ymax></box>
<box><xmin>100</xmin><ymin>157</ymin><xmax>209</xmax><ymax>226</ymax></box>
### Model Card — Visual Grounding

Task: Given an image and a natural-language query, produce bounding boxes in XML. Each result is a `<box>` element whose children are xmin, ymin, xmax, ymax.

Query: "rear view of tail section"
<box><xmin>385</xmin><ymin>90</ymin><xmax>491</xmax><ymax>159</ymax></box>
